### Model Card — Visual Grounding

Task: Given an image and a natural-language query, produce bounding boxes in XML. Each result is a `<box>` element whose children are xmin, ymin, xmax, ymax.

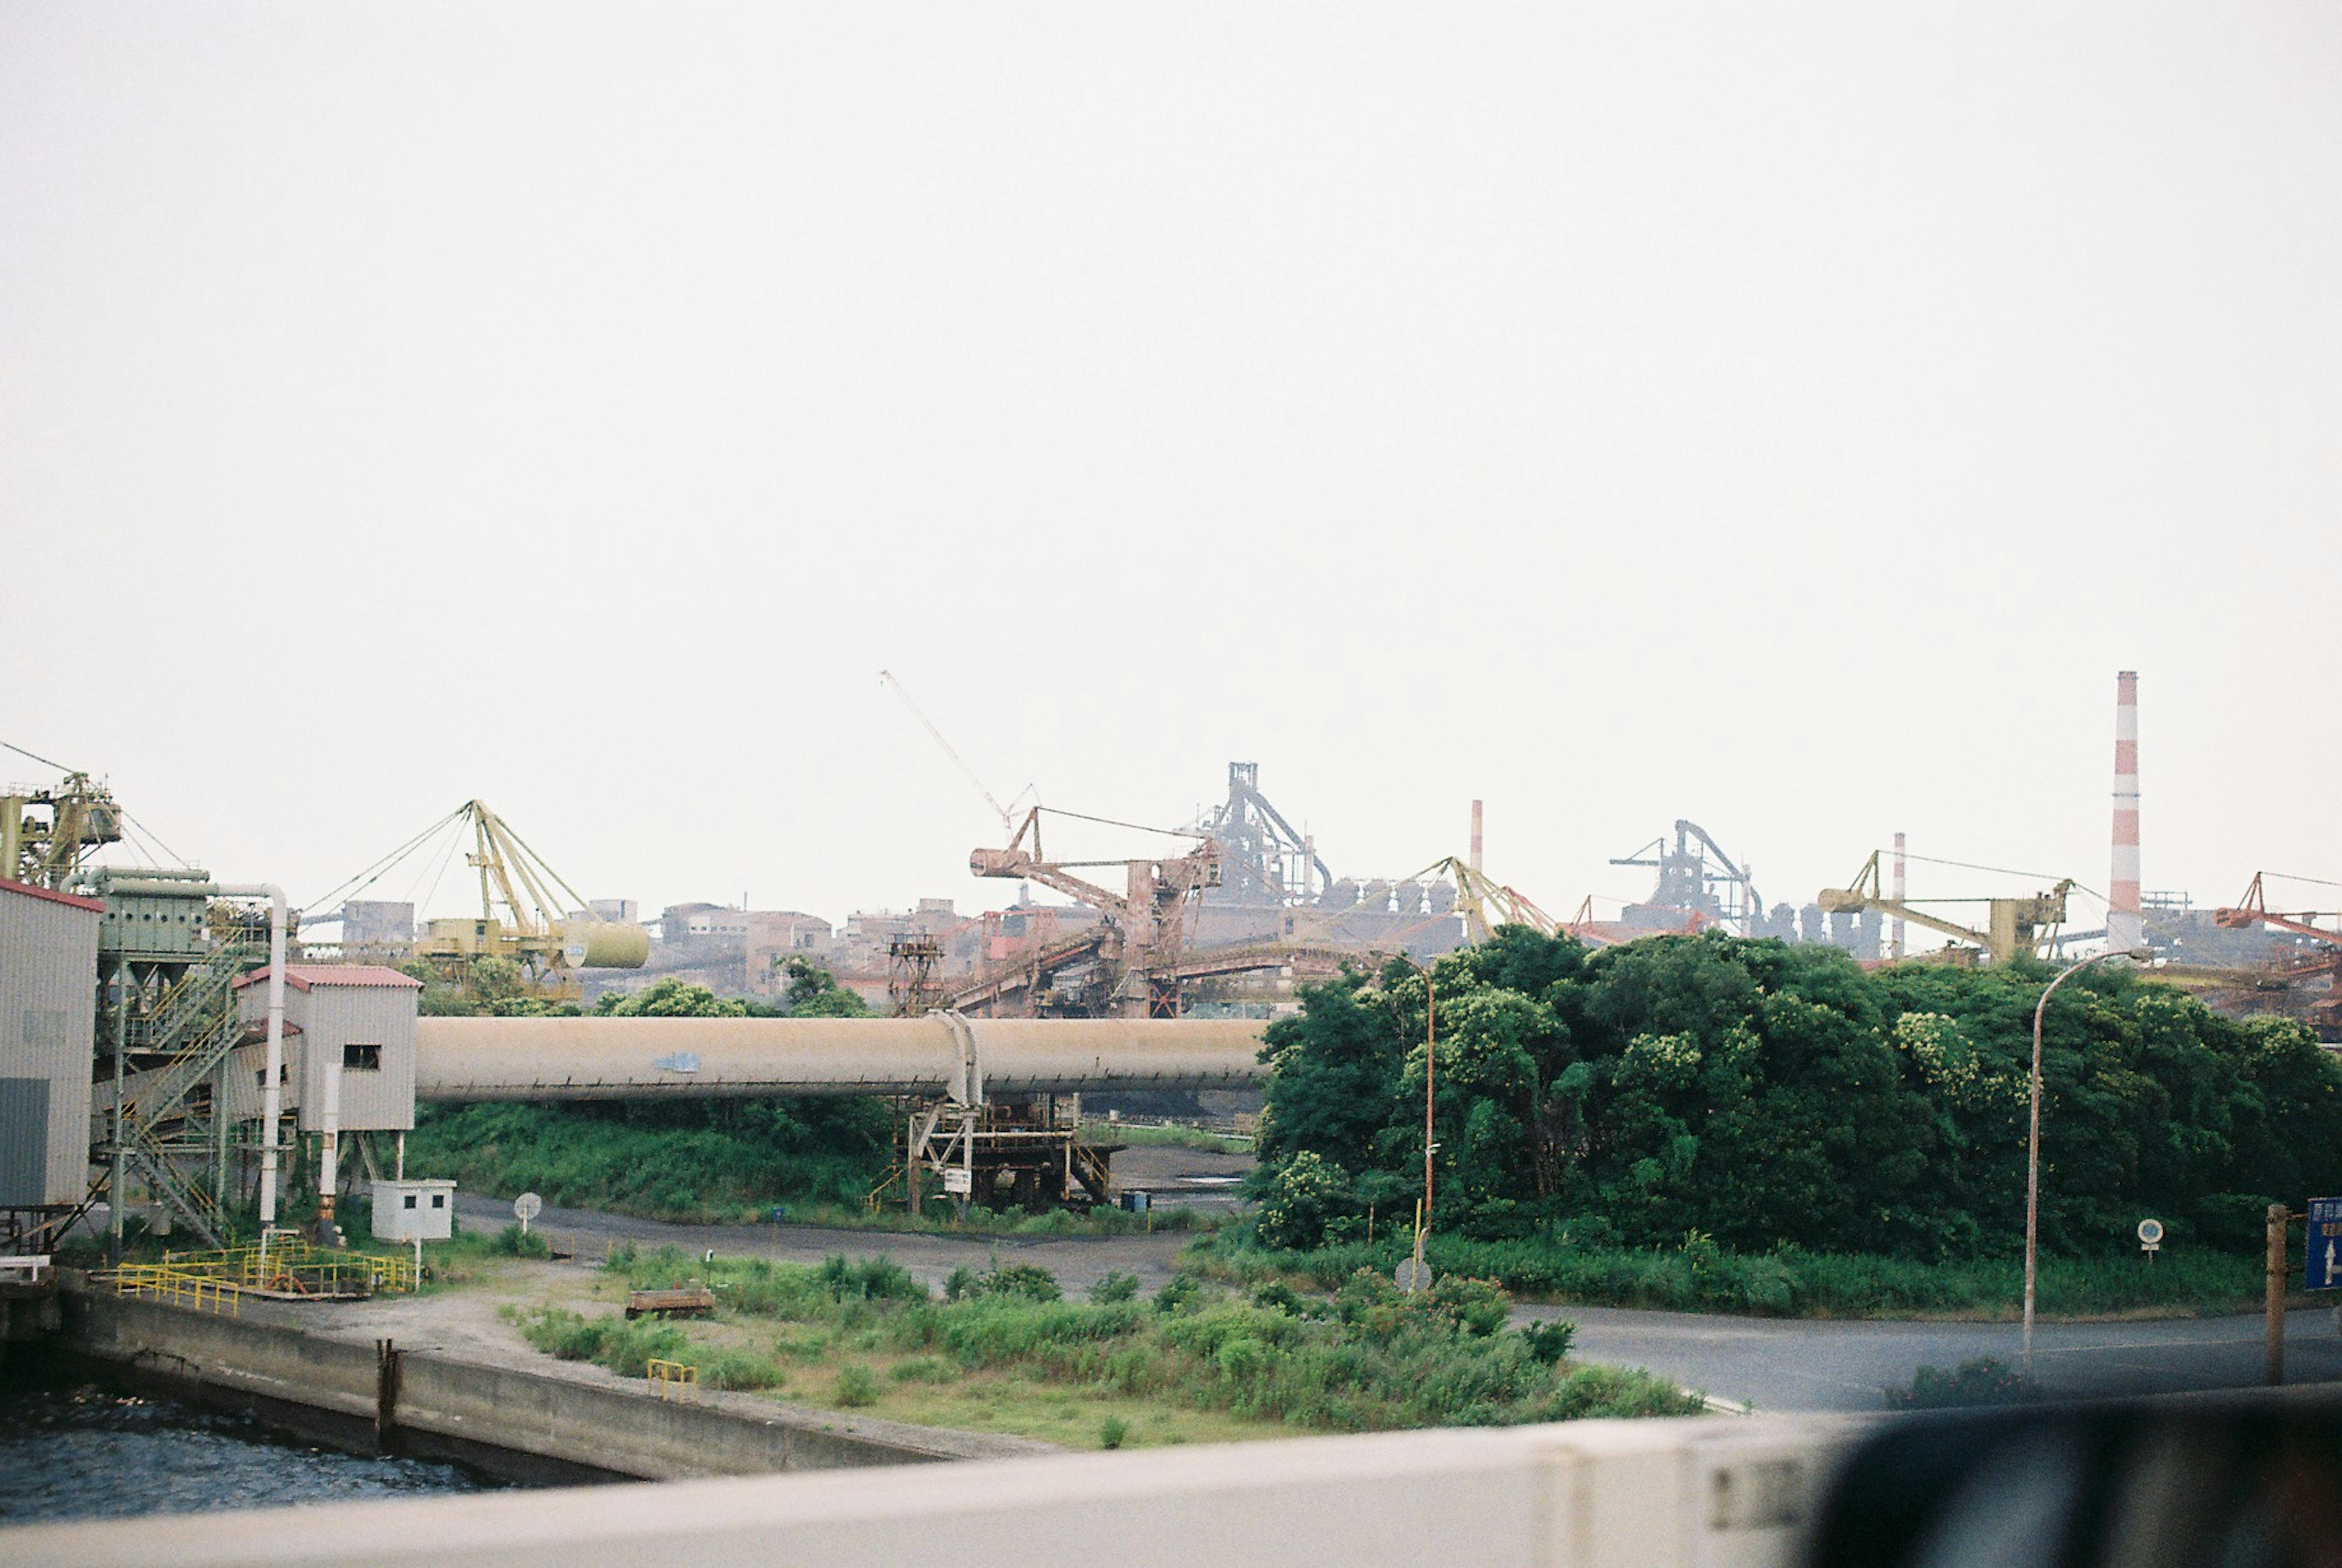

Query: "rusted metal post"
<box><xmin>906</xmin><ymin>1112</ymin><xmax>920</xmax><ymax>1218</ymax></box>
<box><xmin>375</xmin><ymin>1337</ymin><xmax>403</xmax><ymax>1445</ymax></box>
<box><xmin>2266</xmin><ymin>1203</ymin><xmax>2288</xmax><ymax>1386</ymax></box>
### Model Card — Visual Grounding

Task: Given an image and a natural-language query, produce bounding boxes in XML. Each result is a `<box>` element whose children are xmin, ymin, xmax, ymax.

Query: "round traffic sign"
<box><xmin>2137</xmin><ymin>1218</ymin><xmax>2164</xmax><ymax>1245</ymax></box>
<box><xmin>514</xmin><ymin>1192</ymin><xmax>543</xmax><ymax>1223</ymax></box>
<box><xmin>1395</xmin><ymin>1255</ymin><xmax>1433</xmax><ymax>1295</ymax></box>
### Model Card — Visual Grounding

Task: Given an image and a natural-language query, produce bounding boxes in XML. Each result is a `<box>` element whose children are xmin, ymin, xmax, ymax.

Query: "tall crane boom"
<box><xmin>881</xmin><ymin>670</ymin><xmax>1030</xmax><ymax>834</ymax></box>
<box><xmin>1817</xmin><ymin>851</ymin><xmax>2072</xmax><ymax>965</ymax></box>
<box><xmin>2215</xmin><ymin>873</ymin><xmax>2342</xmax><ymax>947</ymax></box>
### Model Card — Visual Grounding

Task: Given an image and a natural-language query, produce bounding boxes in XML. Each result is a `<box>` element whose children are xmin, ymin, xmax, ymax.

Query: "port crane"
<box><xmin>2215</xmin><ymin>873</ymin><xmax>2342</xmax><ymax>1033</ymax></box>
<box><xmin>964</xmin><ymin>807</ymin><xmax>1222</xmax><ymax>1018</ymax></box>
<box><xmin>312</xmin><ymin>800</ymin><xmax>646</xmax><ymax>1001</ymax></box>
<box><xmin>879</xmin><ymin>670</ymin><xmax>1036</xmax><ymax>834</ymax></box>
<box><xmin>1817</xmin><ymin>851</ymin><xmax>2073</xmax><ymax>965</ymax></box>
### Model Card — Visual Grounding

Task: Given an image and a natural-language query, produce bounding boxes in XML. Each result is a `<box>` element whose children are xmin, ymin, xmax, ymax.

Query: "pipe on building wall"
<box><xmin>414</xmin><ymin>1015</ymin><xmax>1272</xmax><ymax>1103</ymax></box>
<box><xmin>316</xmin><ymin>1048</ymin><xmax>342</xmax><ymax>1240</ymax></box>
<box><xmin>210</xmin><ymin>884</ymin><xmax>288</xmax><ymax>1239</ymax></box>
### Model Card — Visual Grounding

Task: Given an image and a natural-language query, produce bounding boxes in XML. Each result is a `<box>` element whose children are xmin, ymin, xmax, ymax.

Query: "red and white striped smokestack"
<box><xmin>2108</xmin><ymin>671</ymin><xmax>2144</xmax><ymax>954</ymax></box>
<box><xmin>1469</xmin><ymin>800</ymin><xmax>1484</xmax><ymax>875</ymax></box>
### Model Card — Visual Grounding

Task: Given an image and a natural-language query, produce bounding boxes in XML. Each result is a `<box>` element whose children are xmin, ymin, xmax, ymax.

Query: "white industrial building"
<box><xmin>229</xmin><ymin>964</ymin><xmax>422</xmax><ymax>1131</ymax></box>
<box><xmin>0</xmin><ymin>877</ymin><xmax>103</xmax><ymax>1211</ymax></box>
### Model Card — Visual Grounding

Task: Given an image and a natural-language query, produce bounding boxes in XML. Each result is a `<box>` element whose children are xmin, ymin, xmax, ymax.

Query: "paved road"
<box><xmin>1519</xmin><ymin>1300</ymin><xmax>2342</xmax><ymax>1412</ymax></box>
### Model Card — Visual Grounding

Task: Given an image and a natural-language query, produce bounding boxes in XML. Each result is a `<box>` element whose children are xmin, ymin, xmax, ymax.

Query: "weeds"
<box><xmin>834</xmin><ymin>1365</ymin><xmax>879</xmax><ymax>1406</ymax></box>
<box><xmin>1886</xmin><ymin>1358</ymin><xmax>2040</xmax><ymax>1409</ymax></box>
<box><xmin>1199</xmin><ymin>1233</ymin><xmax>2269</xmax><ymax>1320</ymax></box>
<box><xmin>565</xmin><ymin>1247</ymin><xmax>1701</xmax><ymax>1436</ymax></box>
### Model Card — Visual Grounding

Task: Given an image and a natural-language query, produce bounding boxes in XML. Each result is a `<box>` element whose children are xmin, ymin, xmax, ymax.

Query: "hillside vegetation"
<box><xmin>1246</xmin><ymin>930</ymin><xmax>2342</xmax><ymax>1270</ymax></box>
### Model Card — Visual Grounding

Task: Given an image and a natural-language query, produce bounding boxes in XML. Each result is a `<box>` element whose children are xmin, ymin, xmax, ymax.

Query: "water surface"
<box><xmin>0</xmin><ymin>1360</ymin><xmax>508</xmax><ymax>1525</ymax></box>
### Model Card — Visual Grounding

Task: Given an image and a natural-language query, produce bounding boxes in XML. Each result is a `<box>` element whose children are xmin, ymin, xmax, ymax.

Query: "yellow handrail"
<box><xmin>646</xmin><ymin>1359</ymin><xmax>698</xmax><ymax>1402</ymax></box>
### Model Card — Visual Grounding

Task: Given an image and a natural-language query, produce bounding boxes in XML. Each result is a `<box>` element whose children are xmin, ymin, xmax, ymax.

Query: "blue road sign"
<box><xmin>2307</xmin><ymin>1198</ymin><xmax>2342</xmax><ymax>1292</ymax></box>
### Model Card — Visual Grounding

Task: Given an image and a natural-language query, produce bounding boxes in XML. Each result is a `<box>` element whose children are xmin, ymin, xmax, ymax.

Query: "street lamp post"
<box><xmin>1403</xmin><ymin>972</ymin><xmax>1436</xmax><ymax>1290</ymax></box>
<box><xmin>2024</xmin><ymin>948</ymin><xmax>2145</xmax><ymax>1375</ymax></box>
<box><xmin>1392</xmin><ymin>959</ymin><xmax>1438</xmax><ymax>1292</ymax></box>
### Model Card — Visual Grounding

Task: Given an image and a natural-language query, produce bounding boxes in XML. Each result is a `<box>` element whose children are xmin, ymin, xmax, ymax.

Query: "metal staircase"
<box><xmin>98</xmin><ymin>943</ymin><xmax>261</xmax><ymax>1249</ymax></box>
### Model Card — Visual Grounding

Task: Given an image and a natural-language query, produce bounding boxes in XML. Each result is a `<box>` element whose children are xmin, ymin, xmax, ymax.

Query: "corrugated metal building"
<box><xmin>0</xmin><ymin>877</ymin><xmax>102</xmax><ymax>1208</ymax></box>
<box><xmin>231</xmin><ymin>965</ymin><xmax>421</xmax><ymax>1132</ymax></box>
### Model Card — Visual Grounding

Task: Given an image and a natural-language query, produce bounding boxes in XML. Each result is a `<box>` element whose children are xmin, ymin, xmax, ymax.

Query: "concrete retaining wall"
<box><xmin>61</xmin><ymin>1286</ymin><xmax>969</xmax><ymax>1481</ymax></box>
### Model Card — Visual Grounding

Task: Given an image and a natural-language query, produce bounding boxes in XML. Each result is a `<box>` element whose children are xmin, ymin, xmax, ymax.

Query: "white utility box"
<box><xmin>370</xmin><ymin>1179</ymin><xmax>457</xmax><ymax>1241</ymax></box>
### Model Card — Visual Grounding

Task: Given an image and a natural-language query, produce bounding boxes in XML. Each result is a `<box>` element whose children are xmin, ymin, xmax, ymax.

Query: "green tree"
<box><xmin>1252</xmin><ymin>928</ymin><xmax>2342</xmax><ymax>1261</ymax></box>
<box><xmin>779</xmin><ymin>956</ymin><xmax>872</xmax><ymax>1017</ymax></box>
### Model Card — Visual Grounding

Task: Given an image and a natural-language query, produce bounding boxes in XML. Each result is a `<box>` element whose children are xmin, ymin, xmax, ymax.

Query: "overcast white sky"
<box><xmin>4</xmin><ymin>4</ymin><xmax>2337</xmax><ymax>931</ymax></box>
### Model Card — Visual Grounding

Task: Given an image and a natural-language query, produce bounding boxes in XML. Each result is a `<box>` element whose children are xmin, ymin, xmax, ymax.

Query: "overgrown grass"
<box><xmin>539</xmin><ymin>1245</ymin><xmax>1702</xmax><ymax>1443</ymax></box>
<box><xmin>1086</xmin><ymin>1122</ymin><xmax>1254</xmax><ymax>1155</ymax></box>
<box><xmin>1194</xmin><ymin>1234</ymin><xmax>2273</xmax><ymax>1320</ymax></box>
<box><xmin>406</xmin><ymin>1100</ymin><xmax>1225</xmax><ymax>1235</ymax></box>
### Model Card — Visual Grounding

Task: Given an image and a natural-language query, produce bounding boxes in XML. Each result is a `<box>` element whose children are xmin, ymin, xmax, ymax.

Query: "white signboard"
<box><xmin>942</xmin><ymin>1168</ymin><xmax>972</xmax><ymax>1195</ymax></box>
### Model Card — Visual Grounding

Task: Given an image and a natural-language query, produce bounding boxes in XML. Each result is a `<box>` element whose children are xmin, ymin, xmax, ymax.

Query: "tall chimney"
<box><xmin>2108</xmin><ymin>671</ymin><xmax>2144</xmax><ymax>954</ymax></box>
<box><xmin>1469</xmin><ymin>800</ymin><xmax>1483</xmax><ymax>874</ymax></box>
<box><xmin>1891</xmin><ymin>831</ymin><xmax>1907</xmax><ymax>961</ymax></box>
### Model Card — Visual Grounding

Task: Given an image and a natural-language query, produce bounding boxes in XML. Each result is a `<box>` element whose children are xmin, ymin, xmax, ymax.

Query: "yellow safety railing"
<box><xmin>646</xmin><ymin>1359</ymin><xmax>698</xmax><ymax>1402</ymax></box>
<box><xmin>864</xmin><ymin>1164</ymin><xmax>907</xmax><ymax>1214</ymax></box>
<box><xmin>108</xmin><ymin>1262</ymin><xmax>242</xmax><ymax>1316</ymax></box>
<box><xmin>153</xmin><ymin>1240</ymin><xmax>420</xmax><ymax>1297</ymax></box>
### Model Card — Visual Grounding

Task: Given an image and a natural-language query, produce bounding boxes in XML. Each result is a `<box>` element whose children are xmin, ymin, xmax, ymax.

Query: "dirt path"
<box><xmin>452</xmin><ymin>1193</ymin><xmax>1205</xmax><ymax>1296</ymax></box>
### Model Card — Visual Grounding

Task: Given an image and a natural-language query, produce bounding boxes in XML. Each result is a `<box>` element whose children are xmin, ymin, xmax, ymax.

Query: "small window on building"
<box><xmin>343</xmin><ymin>1042</ymin><xmax>382</xmax><ymax>1071</ymax></box>
<box><xmin>404</xmin><ymin>1194</ymin><xmax>418</xmax><ymax>1209</ymax></box>
<box><xmin>431</xmin><ymin>1194</ymin><xmax>446</xmax><ymax>1209</ymax></box>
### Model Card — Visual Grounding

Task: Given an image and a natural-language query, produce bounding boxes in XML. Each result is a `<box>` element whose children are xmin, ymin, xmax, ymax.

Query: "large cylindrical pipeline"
<box><xmin>557</xmin><ymin>920</ymin><xmax>651</xmax><ymax>968</ymax></box>
<box><xmin>414</xmin><ymin>1015</ymin><xmax>1271</xmax><ymax>1101</ymax></box>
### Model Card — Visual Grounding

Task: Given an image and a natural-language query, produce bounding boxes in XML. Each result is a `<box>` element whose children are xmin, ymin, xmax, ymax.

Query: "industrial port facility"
<box><xmin>2</xmin><ymin>671</ymin><xmax>2338</xmax><ymax>1258</ymax></box>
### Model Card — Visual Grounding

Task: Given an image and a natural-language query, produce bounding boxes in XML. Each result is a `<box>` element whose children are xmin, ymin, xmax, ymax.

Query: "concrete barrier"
<box><xmin>60</xmin><ymin>1286</ymin><xmax>1022</xmax><ymax>1481</ymax></box>
<box><xmin>0</xmin><ymin>1408</ymin><xmax>1873</xmax><ymax>1568</ymax></box>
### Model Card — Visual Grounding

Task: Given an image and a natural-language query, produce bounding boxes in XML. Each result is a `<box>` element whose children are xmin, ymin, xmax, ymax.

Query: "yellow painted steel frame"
<box><xmin>646</xmin><ymin>1359</ymin><xmax>698</xmax><ymax>1402</ymax></box>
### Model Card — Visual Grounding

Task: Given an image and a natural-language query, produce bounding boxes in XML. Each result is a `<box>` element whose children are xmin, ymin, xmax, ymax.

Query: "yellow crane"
<box><xmin>1816</xmin><ymin>851</ymin><xmax>2072</xmax><ymax>965</ymax></box>
<box><xmin>1408</xmin><ymin>856</ymin><xmax>1558</xmax><ymax>946</ymax></box>
<box><xmin>388</xmin><ymin>801</ymin><xmax>647</xmax><ymax>1000</ymax></box>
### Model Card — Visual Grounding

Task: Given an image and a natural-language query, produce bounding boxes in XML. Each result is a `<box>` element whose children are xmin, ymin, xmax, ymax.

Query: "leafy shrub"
<box><xmin>600</xmin><ymin>1317</ymin><xmax>690</xmax><ymax>1378</ymax></box>
<box><xmin>1887</xmin><ymin>1358</ymin><xmax>2039</xmax><ymax>1409</ymax></box>
<box><xmin>834</xmin><ymin>1364</ymin><xmax>879</xmax><ymax>1406</ymax></box>
<box><xmin>944</xmin><ymin>1264</ymin><xmax>978</xmax><ymax>1301</ymax></box>
<box><xmin>514</xmin><ymin>1308</ymin><xmax>685</xmax><ymax>1378</ymax></box>
<box><xmin>703</xmin><ymin>1347</ymin><xmax>787</xmax><ymax>1391</ymax></box>
<box><xmin>1248</xmin><ymin>1281</ymin><xmax>1303</xmax><ymax>1315</ymax></box>
<box><xmin>817</xmin><ymin>1253</ymin><xmax>926</xmax><ymax>1302</ymax></box>
<box><xmin>490</xmin><ymin>1223</ymin><xmax>550</xmax><ymax>1259</ymax></box>
<box><xmin>1089</xmin><ymin>1271</ymin><xmax>1141</xmax><ymax>1305</ymax></box>
<box><xmin>1152</xmin><ymin>1272</ymin><xmax>1205</xmax><ymax>1314</ymax></box>
<box><xmin>979</xmin><ymin>1263</ymin><xmax>1062</xmax><ymax>1301</ymax></box>
<box><xmin>1519</xmin><ymin>1319</ymin><xmax>1575</xmax><ymax>1365</ymax></box>
<box><xmin>1099</xmin><ymin>1415</ymin><xmax>1129</xmax><ymax>1450</ymax></box>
